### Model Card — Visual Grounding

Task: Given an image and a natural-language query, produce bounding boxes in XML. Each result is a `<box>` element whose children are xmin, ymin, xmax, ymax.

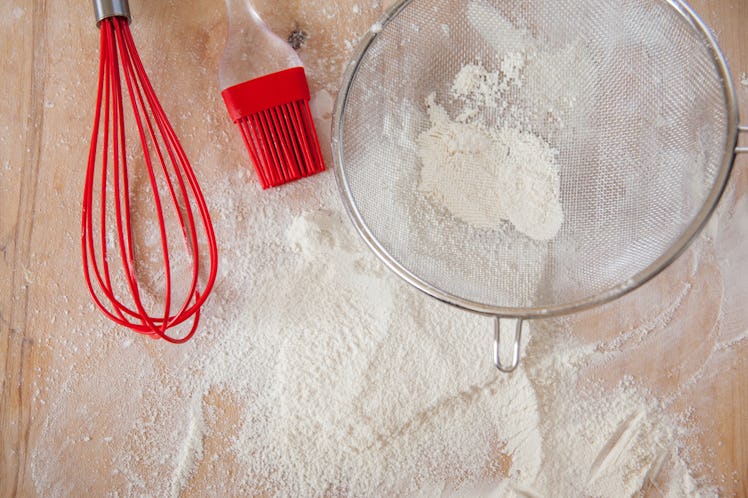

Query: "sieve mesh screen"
<box><xmin>335</xmin><ymin>0</ymin><xmax>732</xmax><ymax>314</ymax></box>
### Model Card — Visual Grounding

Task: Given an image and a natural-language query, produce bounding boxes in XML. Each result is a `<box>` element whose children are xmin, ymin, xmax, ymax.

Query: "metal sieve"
<box><xmin>332</xmin><ymin>0</ymin><xmax>746</xmax><ymax>371</ymax></box>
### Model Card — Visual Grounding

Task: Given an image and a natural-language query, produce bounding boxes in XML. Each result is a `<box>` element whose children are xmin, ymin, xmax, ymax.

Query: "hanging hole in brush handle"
<box><xmin>493</xmin><ymin>316</ymin><xmax>523</xmax><ymax>373</ymax></box>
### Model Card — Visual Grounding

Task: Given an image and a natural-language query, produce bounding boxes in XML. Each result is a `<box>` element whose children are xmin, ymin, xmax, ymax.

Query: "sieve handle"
<box><xmin>493</xmin><ymin>317</ymin><xmax>523</xmax><ymax>373</ymax></box>
<box><xmin>738</xmin><ymin>125</ymin><xmax>748</xmax><ymax>154</ymax></box>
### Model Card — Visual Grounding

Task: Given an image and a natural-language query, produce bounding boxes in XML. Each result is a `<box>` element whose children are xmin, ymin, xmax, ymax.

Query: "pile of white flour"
<box><xmin>417</xmin><ymin>67</ymin><xmax>563</xmax><ymax>241</ymax></box>
<box><xmin>32</xmin><ymin>196</ymin><xmax>726</xmax><ymax>496</ymax></box>
<box><xmin>416</xmin><ymin>8</ymin><xmax>565</xmax><ymax>242</ymax></box>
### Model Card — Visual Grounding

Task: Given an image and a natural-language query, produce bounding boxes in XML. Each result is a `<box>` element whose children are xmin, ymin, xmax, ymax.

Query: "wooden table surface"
<box><xmin>2</xmin><ymin>0</ymin><xmax>747</xmax><ymax>496</ymax></box>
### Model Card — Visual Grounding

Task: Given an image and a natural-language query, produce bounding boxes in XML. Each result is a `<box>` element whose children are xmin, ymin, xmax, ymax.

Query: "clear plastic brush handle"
<box><xmin>218</xmin><ymin>0</ymin><xmax>303</xmax><ymax>91</ymax></box>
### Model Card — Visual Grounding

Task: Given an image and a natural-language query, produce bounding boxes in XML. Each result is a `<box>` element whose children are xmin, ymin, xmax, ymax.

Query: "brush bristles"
<box><xmin>235</xmin><ymin>99</ymin><xmax>325</xmax><ymax>189</ymax></box>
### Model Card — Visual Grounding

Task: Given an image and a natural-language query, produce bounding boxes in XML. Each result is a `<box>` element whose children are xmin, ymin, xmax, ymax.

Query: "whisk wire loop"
<box><xmin>82</xmin><ymin>16</ymin><xmax>218</xmax><ymax>342</ymax></box>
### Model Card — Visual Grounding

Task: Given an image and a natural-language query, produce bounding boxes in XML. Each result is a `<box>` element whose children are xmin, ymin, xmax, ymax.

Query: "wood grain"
<box><xmin>1</xmin><ymin>1</ymin><xmax>46</xmax><ymax>496</ymax></box>
<box><xmin>1</xmin><ymin>0</ymin><xmax>747</xmax><ymax>496</ymax></box>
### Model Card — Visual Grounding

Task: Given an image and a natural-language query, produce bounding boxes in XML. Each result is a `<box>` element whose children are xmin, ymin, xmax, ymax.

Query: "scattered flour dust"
<box><xmin>31</xmin><ymin>197</ymin><xmax>720</xmax><ymax>497</ymax></box>
<box><xmin>416</xmin><ymin>64</ymin><xmax>563</xmax><ymax>241</ymax></box>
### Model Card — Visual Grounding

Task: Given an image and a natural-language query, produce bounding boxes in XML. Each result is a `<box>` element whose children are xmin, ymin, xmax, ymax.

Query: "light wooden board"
<box><xmin>1</xmin><ymin>0</ymin><xmax>747</xmax><ymax>495</ymax></box>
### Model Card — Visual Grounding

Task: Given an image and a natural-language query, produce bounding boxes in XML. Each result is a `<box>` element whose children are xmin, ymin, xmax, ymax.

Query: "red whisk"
<box><xmin>82</xmin><ymin>0</ymin><xmax>218</xmax><ymax>343</ymax></box>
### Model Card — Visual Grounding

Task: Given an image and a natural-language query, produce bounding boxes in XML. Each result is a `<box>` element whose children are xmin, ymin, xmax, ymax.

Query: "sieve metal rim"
<box><xmin>332</xmin><ymin>0</ymin><xmax>740</xmax><ymax>321</ymax></box>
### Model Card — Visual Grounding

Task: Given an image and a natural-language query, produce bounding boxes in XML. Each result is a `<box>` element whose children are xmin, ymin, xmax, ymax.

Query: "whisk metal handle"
<box><xmin>493</xmin><ymin>316</ymin><xmax>523</xmax><ymax>373</ymax></box>
<box><xmin>93</xmin><ymin>0</ymin><xmax>131</xmax><ymax>24</ymax></box>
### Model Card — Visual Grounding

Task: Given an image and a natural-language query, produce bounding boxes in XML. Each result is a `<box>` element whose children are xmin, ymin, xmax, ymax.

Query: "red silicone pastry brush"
<box><xmin>219</xmin><ymin>0</ymin><xmax>326</xmax><ymax>189</ymax></box>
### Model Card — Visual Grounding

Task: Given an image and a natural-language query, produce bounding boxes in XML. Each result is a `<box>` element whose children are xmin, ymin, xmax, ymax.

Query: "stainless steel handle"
<box><xmin>493</xmin><ymin>316</ymin><xmax>523</xmax><ymax>373</ymax></box>
<box><xmin>737</xmin><ymin>125</ymin><xmax>748</xmax><ymax>154</ymax></box>
<box><xmin>93</xmin><ymin>0</ymin><xmax>131</xmax><ymax>25</ymax></box>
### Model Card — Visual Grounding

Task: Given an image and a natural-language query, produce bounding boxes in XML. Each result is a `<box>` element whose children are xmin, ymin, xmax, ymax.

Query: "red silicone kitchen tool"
<box><xmin>219</xmin><ymin>0</ymin><xmax>325</xmax><ymax>189</ymax></box>
<box><xmin>83</xmin><ymin>0</ymin><xmax>218</xmax><ymax>342</ymax></box>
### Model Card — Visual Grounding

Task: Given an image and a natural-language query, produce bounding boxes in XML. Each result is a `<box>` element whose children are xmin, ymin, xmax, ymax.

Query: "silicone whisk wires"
<box><xmin>82</xmin><ymin>2</ymin><xmax>218</xmax><ymax>342</ymax></box>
